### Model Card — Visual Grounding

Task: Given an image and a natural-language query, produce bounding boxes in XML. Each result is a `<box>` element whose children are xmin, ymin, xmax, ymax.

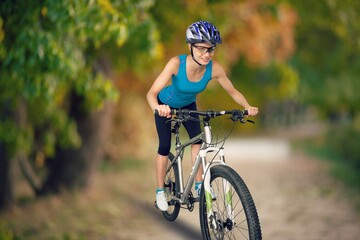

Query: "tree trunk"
<box><xmin>41</xmin><ymin>56</ymin><xmax>114</xmax><ymax>194</ymax></box>
<box><xmin>0</xmin><ymin>100</ymin><xmax>26</xmax><ymax>210</ymax></box>
<box><xmin>41</xmin><ymin>97</ymin><xmax>114</xmax><ymax>194</ymax></box>
<box><xmin>0</xmin><ymin>144</ymin><xmax>14</xmax><ymax>210</ymax></box>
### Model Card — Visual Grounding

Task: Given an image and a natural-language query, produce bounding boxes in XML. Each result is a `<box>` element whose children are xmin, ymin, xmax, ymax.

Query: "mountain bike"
<box><xmin>155</xmin><ymin>109</ymin><xmax>262</xmax><ymax>240</ymax></box>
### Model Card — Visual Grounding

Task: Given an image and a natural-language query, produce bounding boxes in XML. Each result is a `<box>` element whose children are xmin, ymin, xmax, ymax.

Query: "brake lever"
<box><xmin>166</xmin><ymin>117</ymin><xmax>183</xmax><ymax>124</ymax></box>
<box><xmin>242</xmin><ymin>119</ymin><xmax>255</xmax><ymax>124</ymax></box>
<box><xmin>228</xmin><ymin>115</ymin><xmax>256</xmax><ymax>124</ymax></box>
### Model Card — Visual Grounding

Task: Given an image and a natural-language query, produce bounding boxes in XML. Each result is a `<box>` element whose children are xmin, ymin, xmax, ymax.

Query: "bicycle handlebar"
<box><xmin>171</xmin><ymin>109</ymin><xmax>248</xmax><ymax>117</ymax></box>
<box><xmin>155</xmin><ymin>109</ymin><xmax>252</xmax><ymax>123</ymax></box>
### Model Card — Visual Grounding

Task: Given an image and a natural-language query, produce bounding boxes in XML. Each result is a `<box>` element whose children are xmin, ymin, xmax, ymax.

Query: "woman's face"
<box><xmin>189</xmin><ymin>43</ymin><xmax>216</xmax><ymax>65</ymax></box>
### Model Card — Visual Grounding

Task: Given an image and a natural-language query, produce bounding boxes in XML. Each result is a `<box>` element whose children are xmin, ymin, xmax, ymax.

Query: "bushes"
<box><xmin>326</xmin><ymin>124</ymin><xmax>360</xmax><ymax>171</ymax></box>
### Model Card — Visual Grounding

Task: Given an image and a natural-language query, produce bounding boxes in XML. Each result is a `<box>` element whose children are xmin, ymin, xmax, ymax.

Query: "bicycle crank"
<box><xmin>186</xmin><ymin>191</ymin><xmax>195</xmax><ymax>212</ymax></box>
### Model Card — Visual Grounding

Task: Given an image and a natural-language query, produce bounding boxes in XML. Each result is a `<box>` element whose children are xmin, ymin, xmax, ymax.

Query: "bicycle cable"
<box><xmin>202</xmin><ymin>120</ymin><xmax>238</xmax><ymax>180</ymax></box>
<box><xmin>168</xmin><ymin>111</ymin><xmax>250</xmax><ymax>182</ymax></box>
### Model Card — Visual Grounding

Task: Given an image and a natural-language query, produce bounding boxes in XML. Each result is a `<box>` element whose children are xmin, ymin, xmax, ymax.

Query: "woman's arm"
<box><xmin>212</xmin><ymin>61</ymin><xmax>259</xmax><ymax>116</ymax></box>
<box><xmin>146</xmin><ymin>57</ymin><xmax>179</xmax><ymax>117</ymax></box>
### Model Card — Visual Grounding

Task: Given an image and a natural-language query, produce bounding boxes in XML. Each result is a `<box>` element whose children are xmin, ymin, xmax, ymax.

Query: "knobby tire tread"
<box><xmin>162</xmin><ymin>152</ymin><xmax>181</xmax><ymax>221</ymax></box>
<box><xmin>199</xmin><ymin>165</ymin><xmax>262</xmax><ymax>240</ymax></box>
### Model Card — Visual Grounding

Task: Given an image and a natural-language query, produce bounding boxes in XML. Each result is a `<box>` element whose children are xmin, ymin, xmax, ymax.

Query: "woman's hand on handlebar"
<box><xmin>155</xmin><ymin>104</ymin><xmax>172</xmax><ymax>118</ymax></box>
<box><xmin>245</xmin><ymin>106</ymin><xmax>259</xmax><ymax>116</ymax></box>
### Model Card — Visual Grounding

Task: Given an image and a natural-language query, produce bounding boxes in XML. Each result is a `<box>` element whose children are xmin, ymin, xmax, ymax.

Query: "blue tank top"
<box><xmin>159</xmin><ymin>54</ymin><xmax>213</xmax><ymax>108</ymax></box>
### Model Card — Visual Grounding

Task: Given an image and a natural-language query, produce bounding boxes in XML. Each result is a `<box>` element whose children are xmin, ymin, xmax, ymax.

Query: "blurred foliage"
<box><xmin>326</xmin><ymin>124</ymin><xmax>360</xmax><ymax>171</ymax></box>
<box><xmin>301</xmin><ymin>132</ymin><xmax>360</xmax><ymax>211</ymax></box>
<box><xmin>0</xmin><ymin>221</ymin><xmax>14</xmax><ymax>240</ymax></box>
<box><xmin>287</xmin><ymin>0</ymin><xmax>360</xmax><ymax>116</ymax></box>
<box><xmin>285</xmin><ymin>0</ymin><xmax>360</xmax><ymax>178</ymax></box>
<box><xmin>0</xmin><ymin>0</ymin><xmax>158</xmax><ymax>160</ymax></box>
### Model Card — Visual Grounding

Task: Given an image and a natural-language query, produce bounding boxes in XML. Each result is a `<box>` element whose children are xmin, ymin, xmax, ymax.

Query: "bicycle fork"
<box><xmin>202</xmin><ymin>148</ymin><xmax>235</xmax><ymax>232</ymax></box>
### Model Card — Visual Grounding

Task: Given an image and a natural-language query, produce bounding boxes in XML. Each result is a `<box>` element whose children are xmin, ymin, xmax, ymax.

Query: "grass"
<box><xmin>295</xmin><ymin>137</ymin><xmax>360</xmax><ymax>212</ymax></box>
<box><xmin>0</xmin><ymin>157</ymin><xmax>153</xmax><ymax>240</ymax></box>
<box><xmin>100</xmin><ymin>156</ymin><xmax>145</xmax><ymax>173</ymax></box>
<box><xmin>0</xmin><ymin>189</ymin><xmax>126</xmax><ymax>239</ymax></box>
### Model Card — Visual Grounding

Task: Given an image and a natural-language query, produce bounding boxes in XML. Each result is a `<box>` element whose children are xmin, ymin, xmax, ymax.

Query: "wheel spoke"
<box><xmin>199</xmin><ymin>165</ymin><xmax>262</xmax><ymax>239</ymax></box>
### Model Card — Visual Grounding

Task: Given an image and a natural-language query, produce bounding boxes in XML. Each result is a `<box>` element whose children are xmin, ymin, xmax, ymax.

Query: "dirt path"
<box><xmin>106</xmin><ymin>137</ymin><xmax>360</xmax><ymax>240</ymax></box>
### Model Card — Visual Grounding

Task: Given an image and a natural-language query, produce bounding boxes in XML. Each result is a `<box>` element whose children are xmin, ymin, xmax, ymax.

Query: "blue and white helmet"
<box><xmin>186</xmin><ymin>21</ymin><xmax>222</xmax><ymax>45</ymax></box>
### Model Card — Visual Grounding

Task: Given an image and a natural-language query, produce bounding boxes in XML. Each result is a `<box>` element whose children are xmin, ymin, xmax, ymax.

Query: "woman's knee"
<box><xmin>157</xmin><ymin>144</ymin><xmax>171</xmax><ymax>156</ymax></box>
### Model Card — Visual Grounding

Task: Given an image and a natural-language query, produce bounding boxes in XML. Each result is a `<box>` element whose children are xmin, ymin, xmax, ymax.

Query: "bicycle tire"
<box><xmin>162</xmin><ymin>152</ymin><xmax>181</xmax><ymax>221</ymax></box>
<box><xmin>199</xmin><ymin>165</ymin><xmax>262</xmax><ymax>240</ymax></box>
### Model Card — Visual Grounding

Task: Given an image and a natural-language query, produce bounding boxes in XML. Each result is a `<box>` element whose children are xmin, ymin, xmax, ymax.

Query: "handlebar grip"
<box><xmin>154</xmin><ymin>109</ymin><xmax>176</xmax><ymax>115</ymax></box>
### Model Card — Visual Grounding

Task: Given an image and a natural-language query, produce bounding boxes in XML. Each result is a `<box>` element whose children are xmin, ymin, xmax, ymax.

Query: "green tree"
<box><xmin>287</xmin><ymin>0</ymin><xmax>360</xmax><ymax>173</ymax></box>
<box><xmin>0</xmin><ymin>0</ymin><xmax>159</xmax><ymax>210</ymax></box>
<box><xmin>287</xmin><ymin>0</ymin><xmax>360</xmax><ymax>117</ymax></box>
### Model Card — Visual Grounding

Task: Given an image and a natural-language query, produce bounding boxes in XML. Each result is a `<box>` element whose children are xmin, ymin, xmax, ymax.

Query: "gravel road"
<box><xmin>107</xmin><ymin>137</ymin><xmax>360</xmax><ymax>240</ymax></box>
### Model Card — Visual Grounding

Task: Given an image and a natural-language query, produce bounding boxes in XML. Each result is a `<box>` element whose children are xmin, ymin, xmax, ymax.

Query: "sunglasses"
<box><xmin>192</xmin><ymin>44</ymin><xmax>216</xmax><ymax>55</ymax></box>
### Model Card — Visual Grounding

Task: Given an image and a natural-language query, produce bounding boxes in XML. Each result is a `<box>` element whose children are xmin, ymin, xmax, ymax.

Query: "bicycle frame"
<box><xmin>166</xmin><ymin>120</ymin><xmax>230</xmax><ymax>211</ymax></box>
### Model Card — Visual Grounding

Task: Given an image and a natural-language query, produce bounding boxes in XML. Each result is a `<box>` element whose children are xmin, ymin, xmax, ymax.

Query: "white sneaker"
<box><xmin>156</xmin><ymin>191</ymin><xmax>168</xmax><ymax>211</ymax></box>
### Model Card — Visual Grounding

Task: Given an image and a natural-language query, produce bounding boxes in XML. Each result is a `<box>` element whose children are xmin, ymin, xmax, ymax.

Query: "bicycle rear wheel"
<box><xmin>162</xmin><ymin>152</ymin><xmax>181</xmax><ymax>221</ymax></box>
<box><xmin>199</xmin><ymin>165</ymin><xmax>262</xmax><ymax>239</ymax></box>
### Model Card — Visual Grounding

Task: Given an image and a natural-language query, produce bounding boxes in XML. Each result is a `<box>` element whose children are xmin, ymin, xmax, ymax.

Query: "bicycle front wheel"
<box><xmin>199</xmin><ymin>165</ymin><xmax>262</xmax><ymax>240</ymax></box>
<box><xmin>162</xmin><ymin>152</ymin><xmax>181</xmax><ymax>221</ymax></box>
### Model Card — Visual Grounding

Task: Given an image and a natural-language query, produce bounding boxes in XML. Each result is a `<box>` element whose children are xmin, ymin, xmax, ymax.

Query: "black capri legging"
<box><xmin>155</xmin><ymin>99</ymin><xmax>202</xmax><ymax>156</ymax></box>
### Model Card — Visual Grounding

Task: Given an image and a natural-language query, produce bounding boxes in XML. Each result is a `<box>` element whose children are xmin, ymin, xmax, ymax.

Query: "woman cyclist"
<box><xmin>147</xmin><ymin>20</ymin><xmax>259</xmax><ymax>211</ymax></box>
